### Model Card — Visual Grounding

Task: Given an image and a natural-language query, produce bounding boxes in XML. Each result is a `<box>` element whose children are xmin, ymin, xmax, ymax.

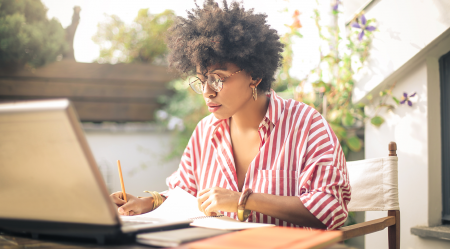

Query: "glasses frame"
<box><xmin>189</xmin><ymin>70</ymin><xmax>242</xmax><ymax>94</ymax></box>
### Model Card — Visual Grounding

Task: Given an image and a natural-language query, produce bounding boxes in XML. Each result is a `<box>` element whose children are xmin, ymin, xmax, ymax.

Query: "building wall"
<box><xmin>342</xmin><ymin>0</ymin><xmax>450</xmax><ymax>248</ymax></box>
<box><xmin>364</xmin><ymin>61</ymin><xmax>450</xmax><ymax>249</ymax></box>
<box><xmin>82</xmin><ymin>124</ymin><xmax>180</xmax><ymax>197</ymax></box>
<box><xmin>363</xmin><ymin>29</ymin><xmax>450</xmax><ymax>249</ymax></box>
<box><xmin>348</xmin><ymin>0</ymin><xmax>450</xmax><ymax>103</ymax></box>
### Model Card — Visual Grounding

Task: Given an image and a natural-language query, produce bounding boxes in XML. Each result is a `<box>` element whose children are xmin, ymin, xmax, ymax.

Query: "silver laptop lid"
<box><xmin>0</xmin><ymin>99</ymin><xmax>119</xmax><ymax>226</ymax></box>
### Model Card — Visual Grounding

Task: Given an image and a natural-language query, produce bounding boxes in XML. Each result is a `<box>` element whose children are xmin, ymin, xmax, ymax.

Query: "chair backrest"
<box><xmin>340</xmin><ymin>142</ymin><xmax>400</xmax><ymax>249</ymax></box>
<box><xmin>346</xmin><ymin>156</ymin><xmax>399</xmax><ymax>212</ymax></box>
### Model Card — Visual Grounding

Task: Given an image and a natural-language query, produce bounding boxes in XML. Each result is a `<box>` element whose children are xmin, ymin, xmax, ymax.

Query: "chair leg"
<box><xmin>388</xmin><ymin>210</ymin><xmax>400</xmax><ymax>249</ymax></box>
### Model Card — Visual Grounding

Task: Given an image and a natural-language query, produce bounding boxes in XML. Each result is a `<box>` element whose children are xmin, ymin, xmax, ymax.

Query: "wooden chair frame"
<box><xmin>339</xmin><ymin>142</ymin><xmax>400</xmax><ymax>249</ymax></box>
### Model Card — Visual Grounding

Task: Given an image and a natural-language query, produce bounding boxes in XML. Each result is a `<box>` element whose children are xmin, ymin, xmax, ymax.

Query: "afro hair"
<box><xmin>166</xmin><ymin>0</ymin><xmax>284</xmax><ymax>92</ymax></box>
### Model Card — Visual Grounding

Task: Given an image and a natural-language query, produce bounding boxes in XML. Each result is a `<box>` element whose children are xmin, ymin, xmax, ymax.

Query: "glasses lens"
<box><xmin>207</xmin><ymin>74</ymin><xmax>222</xmax><ymax>92</ymax></box>
<box><xmin>189</xmin><ymin>77</ymin><xmax>203</xmax><ymax>94</ymax></box>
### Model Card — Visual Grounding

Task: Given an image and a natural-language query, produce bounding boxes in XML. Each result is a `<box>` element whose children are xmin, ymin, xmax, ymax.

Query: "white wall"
<box><xmin>363</xmin><ymin>28</ymin><xmax>450</xmax><ymax>249</ymax></box>
<box><xmin>343</xmin><ymin>0</ymin><xmax>450</xmax><ymax>248</ymax></box>
<box><xmin>82</xmin><ymin>124</ymin><xmax>180</xmax><ymax>197</ymax></box>
<box><xmin>348</xmin><ymin>0</ymin><xmax>450</xmax><ymax>103</ymax></box>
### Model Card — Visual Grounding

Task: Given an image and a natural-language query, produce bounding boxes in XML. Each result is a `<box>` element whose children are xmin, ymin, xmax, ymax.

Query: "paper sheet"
<box><xmin>133</xmin><ymin>187</ymin><xmax>205</xmax><ymax>220</ymax></box>
<box><xmin>121</xmin><ymin>187</ymin><xmax>275</xmax><ymax>230</ymax></box>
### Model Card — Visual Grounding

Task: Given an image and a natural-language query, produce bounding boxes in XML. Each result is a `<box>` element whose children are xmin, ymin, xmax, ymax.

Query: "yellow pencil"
<box><xmin>117</xmin><ymin>160</ymin><xmax>127</xmax><ymax>202</ymax></box>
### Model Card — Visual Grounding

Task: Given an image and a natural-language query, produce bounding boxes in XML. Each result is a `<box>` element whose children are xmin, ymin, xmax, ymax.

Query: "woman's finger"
<box><xmin>197</xmin><ymin>187</ymin><xmax>212</xmax><ymax>198</ymax></box>
<box><xmin>204</xmin><ymin>199</ymin><xmax>218</xmax><ymax>216</ymax></box>
<box><xmin>200</xmin><ymin>197</ymin><xmax>213</xmax><ymax>214</ymax></box>
<box><xmin>110</xmin><ymin>193</ymin><xmax>127</xmax><ymax>206</ymax></box>
<box><xmin>118</xmin><ymin>201</ymin><xmax>135</xmax><ymax>216</ymax></box>
<box><xmin>197</xmin><ymin>190</ymin><xmax>211</xmax><ymax>211</ymax></box>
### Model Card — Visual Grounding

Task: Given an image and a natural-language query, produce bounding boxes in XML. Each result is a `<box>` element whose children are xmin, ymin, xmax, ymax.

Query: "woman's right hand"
<box><xmin>110</xmin><ymin>192</ymin><xmax>153</xmax><ymax>216</ymax></box>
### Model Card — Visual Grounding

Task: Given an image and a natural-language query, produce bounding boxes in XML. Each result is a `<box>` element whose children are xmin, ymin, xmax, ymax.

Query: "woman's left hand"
<box><xmin>197</xmin><ymin>187</ymin><xmax>241</xmax><ymax>216</ymax></box>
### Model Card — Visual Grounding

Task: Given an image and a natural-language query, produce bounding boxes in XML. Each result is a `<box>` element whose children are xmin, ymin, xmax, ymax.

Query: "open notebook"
<box><xmin>121</xmin><ymin>187</ymin><xmax>274</xmax><ymax>230</ymax></box>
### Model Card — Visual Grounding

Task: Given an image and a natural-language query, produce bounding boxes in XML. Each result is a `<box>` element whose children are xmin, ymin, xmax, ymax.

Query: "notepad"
<box><xmin>121</xmin><ymin>187</ymin><xmax>274</xmax><ymax>230</ymax></box>
<box><xmin>136</xmin><ymin>227</ymin><xmax>231</xmax><ymax>247</ymax></box>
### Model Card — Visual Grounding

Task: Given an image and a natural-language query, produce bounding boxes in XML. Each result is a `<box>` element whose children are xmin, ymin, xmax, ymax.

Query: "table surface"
<box><xmin>0</xmin><ymin>230</ymin><xmax>354</xmax><ymax>249</ymax></box>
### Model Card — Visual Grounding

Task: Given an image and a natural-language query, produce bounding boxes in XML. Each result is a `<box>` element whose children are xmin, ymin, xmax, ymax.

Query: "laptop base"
<box><xmin>0</xmin><ymin>218</ymin><xmax>190</xmax><ymax>244</ymax></box>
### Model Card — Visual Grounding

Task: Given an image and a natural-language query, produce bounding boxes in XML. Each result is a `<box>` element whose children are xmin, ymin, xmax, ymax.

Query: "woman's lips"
<box><xmin>207</xmin><ymin>104</ymin><xmax>222</xmax><ymax>113</ymax></box>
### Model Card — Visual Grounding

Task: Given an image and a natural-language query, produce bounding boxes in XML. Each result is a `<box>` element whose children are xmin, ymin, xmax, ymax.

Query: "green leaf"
<box><xmin>347</xmin><ymin>136</ymin><xmax>362</xmax><ymax>152</ymax></box>
<box><xmin>392</xmin><ymin>96</ymin><xmax>400</xmax><ymax>105</ymax></box>
<box><xmin>329</xmin><ymin>123</ymin><xmax>347</xmax><ymax>141</ymax></box>
<box><xmin>294</xmin><ymin>31</ymin><xmax>303</xmax><ymax>38</ymax></box>
<box><xmin>342</xmin><ymin>112</ymin><xmax>355</xmax><ymax>127</ymax></box>
<box><xmin>341</xmin><ymin>143</ymin><xmax>349</xmax><ymax>157</ymax></box>
<box><xmin>370</xmin><ymin>116</ymin><xmax>385</xmax><ymax>127</ymax></box>
<box><xmin>328</xmin><ymin>109</ymin><xmax>342</xmax><ymax>123</ymax></box>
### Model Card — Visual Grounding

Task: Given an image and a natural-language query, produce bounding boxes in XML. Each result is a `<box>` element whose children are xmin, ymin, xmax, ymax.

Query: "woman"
<box><xmin>111</xmin><ymin>0</ymin><xmax>350</xmax><ymax>230</ymax></box>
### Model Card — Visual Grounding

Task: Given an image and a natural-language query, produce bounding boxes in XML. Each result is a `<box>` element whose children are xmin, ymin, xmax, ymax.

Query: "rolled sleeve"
<box><xmin>299</xmin><ymin>114</ymin><xmax>351</xmax><ymax>230</ymax></box>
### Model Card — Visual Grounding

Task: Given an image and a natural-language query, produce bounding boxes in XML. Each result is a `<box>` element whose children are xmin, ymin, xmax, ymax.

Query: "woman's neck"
<box><xmin>230</xmin><ymin>92</ymin><xmax>270</xmax><ymax>132</ymax></box>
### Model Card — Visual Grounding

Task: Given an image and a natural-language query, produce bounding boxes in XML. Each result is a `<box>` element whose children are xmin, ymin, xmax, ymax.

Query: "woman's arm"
<box><xmin>245</xmin><ymin>193</ymin><xmax>327</xmax><ymax>229</ymax></box>
<box><xmin>197</xmin><ymin>187</ymin><xmax>325</xmax><ymax>229</ymax></box>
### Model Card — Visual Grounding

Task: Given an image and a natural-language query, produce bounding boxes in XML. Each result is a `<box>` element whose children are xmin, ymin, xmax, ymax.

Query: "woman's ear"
<box><xmin>250</xmin><ymin>78</ymin><xmax>262</xmax><ymax>89</ymax></box>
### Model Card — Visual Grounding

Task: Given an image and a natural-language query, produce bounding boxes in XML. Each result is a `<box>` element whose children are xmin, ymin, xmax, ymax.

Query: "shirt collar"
<box><xmin>262</xmin><ymin>89</ymin><xmax>285</xmax><ymax>127</ymax></box>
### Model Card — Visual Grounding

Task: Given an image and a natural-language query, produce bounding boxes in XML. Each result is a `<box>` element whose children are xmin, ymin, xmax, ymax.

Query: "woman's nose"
<box><xmin>202</xmin><ymin>82</ymin><xmax>217</xmax><ymax>98</ymax></box>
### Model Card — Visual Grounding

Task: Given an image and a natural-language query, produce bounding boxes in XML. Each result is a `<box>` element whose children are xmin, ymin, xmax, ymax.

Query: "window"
<box><xmin>440</xmin><ymin>50</ymin><xmax>450</xmax><ymax>223</ymax></box>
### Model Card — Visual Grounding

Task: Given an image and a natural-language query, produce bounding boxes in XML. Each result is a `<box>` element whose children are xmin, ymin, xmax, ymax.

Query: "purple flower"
<box><xmin>400</xmin><ymin>92</ymin><xmax>416</xmax><ymax>106</ymax></box>
<box><xmin>351</xmin><ymin>14</ymin><xmax>376</xmax><ymax>41</ymax></box>
<box><xmin>332</xmin><ymin>0</ymin><xmax>341</xmax><ymax>11</ymax></box>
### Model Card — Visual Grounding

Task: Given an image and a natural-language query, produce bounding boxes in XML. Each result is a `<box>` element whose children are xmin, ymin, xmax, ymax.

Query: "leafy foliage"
<box><xmin>92</xmin><ymin>9</ymin><xmax>176</xmax><ymax>64</ymax></box>
<box><xmin>0</xmin><ymin>0</ymin><xmax>67</xmax><ymax>68</ymax></box>
<box><xmin>272</xmin><ymin>4</ymin><xmax>376</xmax><ymax>156</ymax></box>
<box><xmin>156</xmin><ymin>79</ymin><xmax>209</xmax><ymax>159</ymax></box>
<box><xmin>273</xmin><ymin>10</ymin><xmax>302</xmax><ymax>93</ymax></box>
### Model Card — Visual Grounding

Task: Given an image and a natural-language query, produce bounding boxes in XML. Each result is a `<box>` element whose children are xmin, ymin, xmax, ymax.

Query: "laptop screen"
<box><xmin>0</xmin><ymin>99</ymin><xmax>119</xmax><ymax>226</ymax></box>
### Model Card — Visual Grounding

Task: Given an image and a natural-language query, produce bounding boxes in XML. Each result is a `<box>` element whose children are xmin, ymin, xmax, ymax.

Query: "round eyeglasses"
<box><xmin>189</xmin><ymin>70</ymin><xmax>242</xmax><ymax>94</ymax></box>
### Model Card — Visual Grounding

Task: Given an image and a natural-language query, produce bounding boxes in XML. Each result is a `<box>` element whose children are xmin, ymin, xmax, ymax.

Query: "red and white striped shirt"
<box><xmin>164</xmin><ymin>90</ymin><xmax>351</xmax><ymax>229</ymax></box>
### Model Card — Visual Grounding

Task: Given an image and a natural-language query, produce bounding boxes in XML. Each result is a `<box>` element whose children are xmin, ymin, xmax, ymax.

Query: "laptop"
<box><xmin>0</xmin><ymin>99</ymin><xmax>191</xmax><ymax>244</ymax></box>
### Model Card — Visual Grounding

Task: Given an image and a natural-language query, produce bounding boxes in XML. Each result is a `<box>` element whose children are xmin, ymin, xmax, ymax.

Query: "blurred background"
<box><xmin>1</xmin><ymin>0</ymin><xmax>450</xmax><ymax>248</ymax></box>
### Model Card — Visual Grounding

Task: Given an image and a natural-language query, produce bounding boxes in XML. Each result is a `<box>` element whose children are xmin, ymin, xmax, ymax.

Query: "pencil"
<box><xmin>117</xmin><ymin>160</ymin><xmax>127</xmax><ymax>202</ymax></box>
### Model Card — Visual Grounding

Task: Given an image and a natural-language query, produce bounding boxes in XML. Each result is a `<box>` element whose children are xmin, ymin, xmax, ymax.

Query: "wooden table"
<box><xmin>0</xmin><ymin>229</ymin><xmax>352</xmax><ymax>249</ymax></box>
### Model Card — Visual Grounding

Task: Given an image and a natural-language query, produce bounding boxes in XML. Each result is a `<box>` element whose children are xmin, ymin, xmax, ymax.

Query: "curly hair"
<box><xmin>166</xmin><ymin>0</ymin><xmax>284</xmax><ymax>92</ymax></box>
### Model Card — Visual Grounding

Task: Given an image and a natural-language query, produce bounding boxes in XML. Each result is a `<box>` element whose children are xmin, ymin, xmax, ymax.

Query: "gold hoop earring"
<box><xmin>252</xmin><ymin>87</ymin><xmax>257</xmax><ymax>101</ymax></box>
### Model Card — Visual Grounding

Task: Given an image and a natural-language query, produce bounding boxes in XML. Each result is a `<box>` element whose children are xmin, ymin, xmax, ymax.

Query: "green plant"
<box><xmin>0</xmin><ymin>0</ymin><xmax>67</xmax><ymax>68</ymax></box>
<box><xmin>92</xmin><ymin>8</ymin><xmax>176</xmax><ymax>64</ymax></box>
<box><xmin>156</xmin><ymin>79</ymin><xmax>209</xmax><ymax>159</ymax></box>
<box><xmin>274</xmin><ymin>2</ymin><xmax>379</xmax><ymax>156</ymax></box>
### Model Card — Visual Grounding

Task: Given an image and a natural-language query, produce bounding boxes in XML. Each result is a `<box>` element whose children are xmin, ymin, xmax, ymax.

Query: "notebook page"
<box><xmin>123</xmin><ymin>187</ymin><xmax>205</xmax><ymax>221</ymax></box>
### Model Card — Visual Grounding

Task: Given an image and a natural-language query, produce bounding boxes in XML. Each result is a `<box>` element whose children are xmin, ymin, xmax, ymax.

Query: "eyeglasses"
<box><xmin>189</xmin><ymin>70</ymin><xmax>242</xmax><ymax>94</ymax></box>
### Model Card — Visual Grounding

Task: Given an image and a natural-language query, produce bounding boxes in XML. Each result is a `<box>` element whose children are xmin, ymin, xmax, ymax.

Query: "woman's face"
<box><xmin>196</xmin><ymin>62</ymin><xmax>255</xmax><ymax>120</ymax></box>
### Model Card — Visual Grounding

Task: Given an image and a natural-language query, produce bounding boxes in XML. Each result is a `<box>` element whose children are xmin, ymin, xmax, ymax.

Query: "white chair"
<box><xmin>339</xmin><ymin>142</ymin><xmax>400</xmax><ymax>249</ymax></box>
